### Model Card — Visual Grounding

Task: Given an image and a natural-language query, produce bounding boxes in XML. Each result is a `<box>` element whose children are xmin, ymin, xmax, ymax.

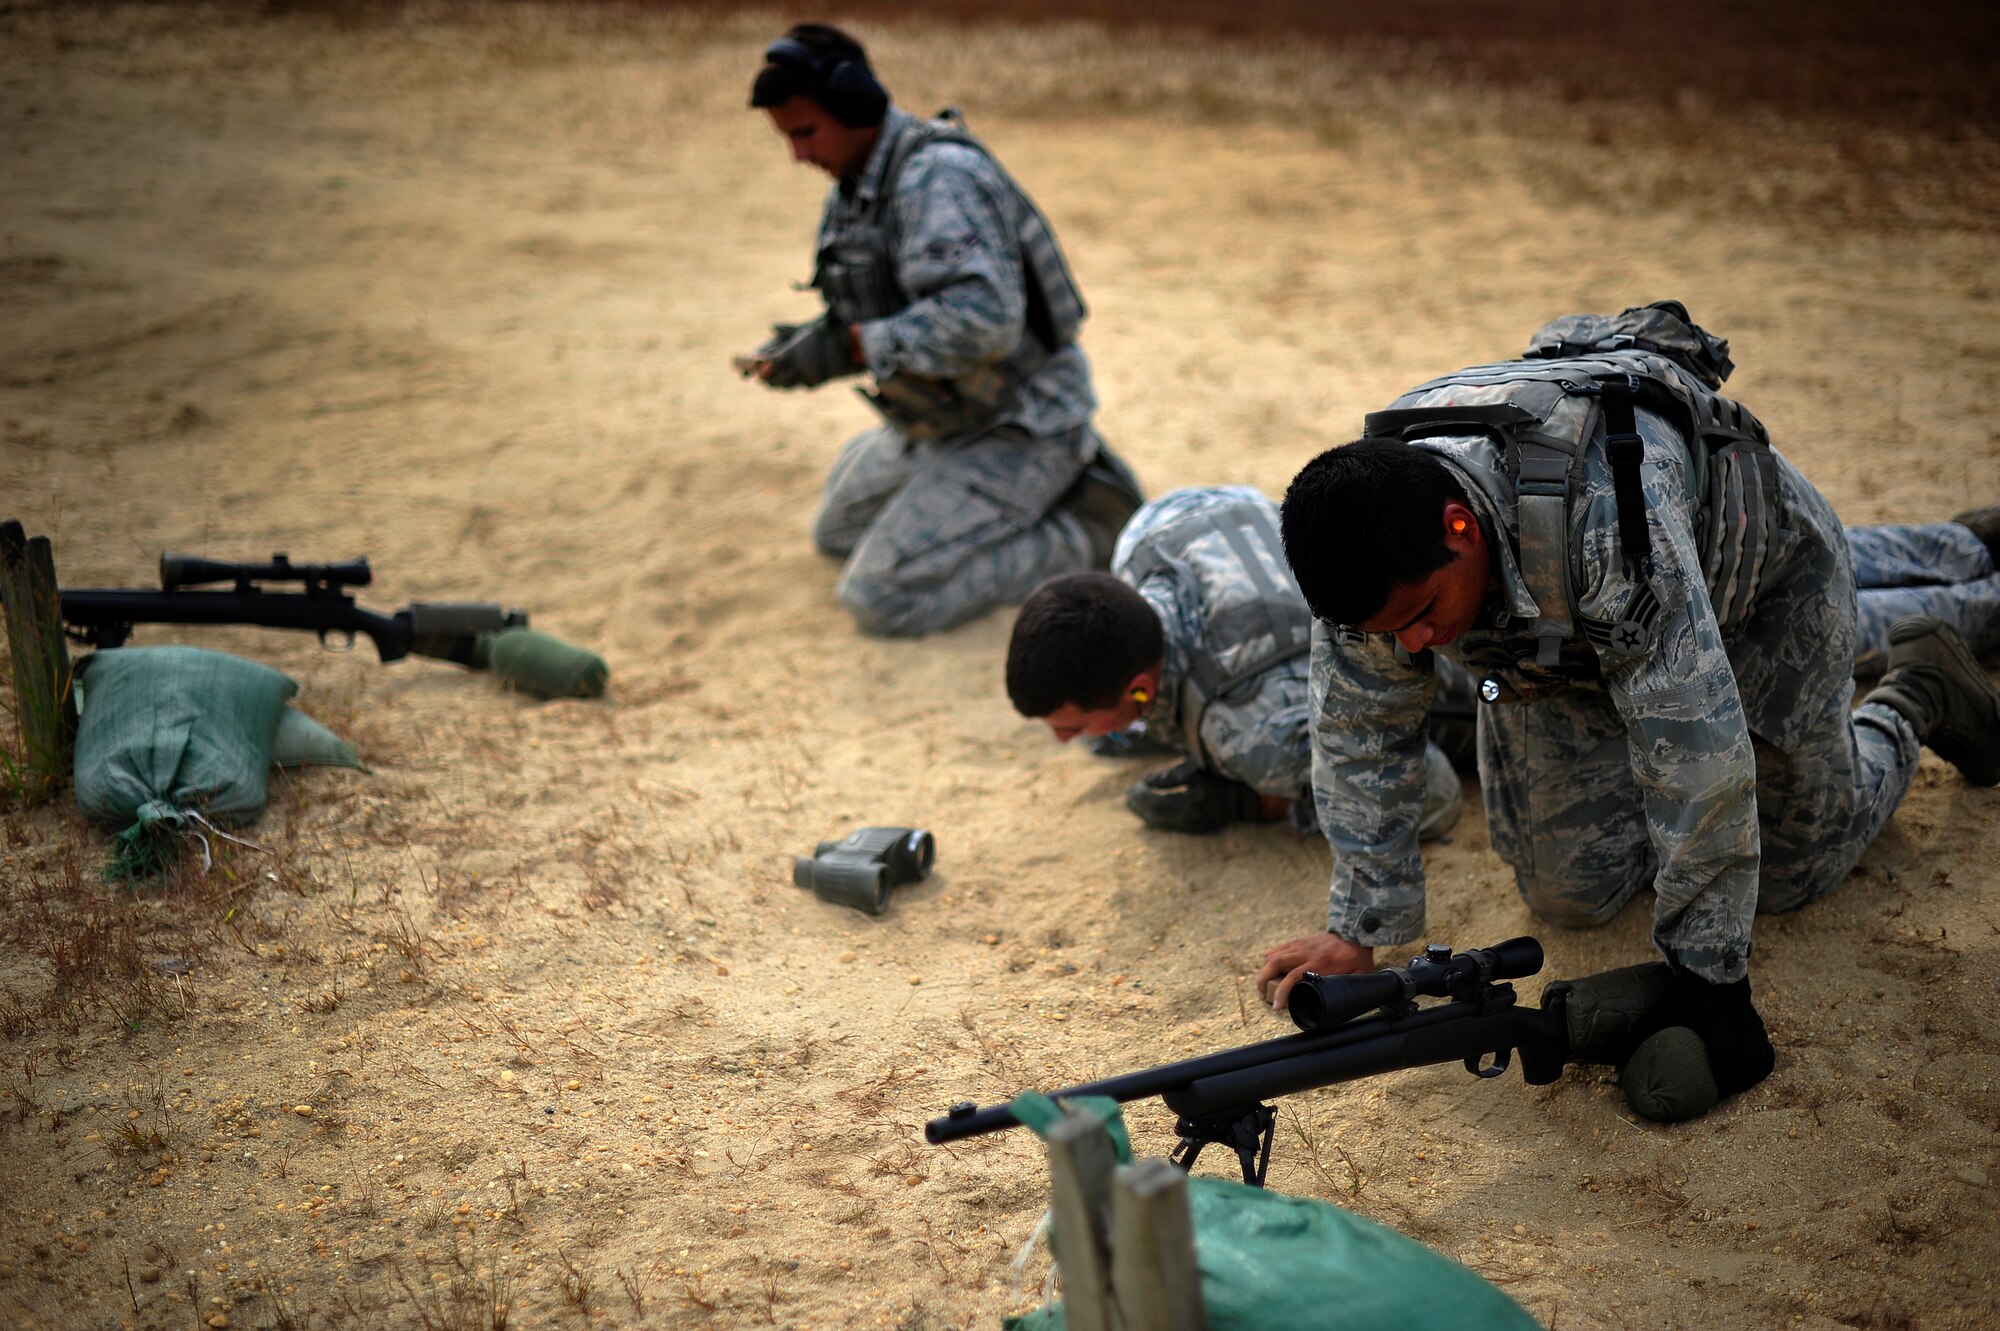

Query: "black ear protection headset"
<box><xmin>764</xmin><ymin>36</ymin><xmax>889</xmax><ymax>128</ymax></box>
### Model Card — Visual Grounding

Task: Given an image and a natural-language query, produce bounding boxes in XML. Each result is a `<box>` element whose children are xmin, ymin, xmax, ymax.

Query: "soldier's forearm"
<box><xmin>1610</xmin><ymin>654</ymin><xmax>1760</xmax><ymax>984</ymax></box>
<box><xmin>1324</xmin><ymin>876</ymin><xmax>1425</xmax><ymax>949</ymax></box>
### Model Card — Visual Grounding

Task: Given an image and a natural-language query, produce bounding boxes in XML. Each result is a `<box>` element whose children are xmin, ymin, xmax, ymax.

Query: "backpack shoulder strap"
<box><xmin>1370</xmin><ymin>362</ymin><xmax>1642</xmax><ymax>666</ymax></box>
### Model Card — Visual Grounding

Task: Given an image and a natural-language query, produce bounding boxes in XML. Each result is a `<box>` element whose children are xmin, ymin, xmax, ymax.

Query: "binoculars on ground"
<box><xmin>792</xmin><ymin>826</ymin><xmax>936</xmax><ymax>915</ymax></box>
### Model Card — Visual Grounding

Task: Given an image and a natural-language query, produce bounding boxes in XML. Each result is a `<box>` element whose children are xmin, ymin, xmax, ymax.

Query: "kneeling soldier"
<box><xmin>740</xmin><ymin>24</ymin><xmax>1141</xmax><ymax>637</ymax></box>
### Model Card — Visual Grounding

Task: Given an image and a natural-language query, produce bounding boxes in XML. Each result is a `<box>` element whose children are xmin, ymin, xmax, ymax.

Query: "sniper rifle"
<box><xmin>57</xmin><ymin>551</ymin><xmax>526</xmax><ymax>670</ymax></box>
<box><xmin>926</xmin><ymin>938</ymin><xmax>1570</xmax><ymax>1186</ymax></box>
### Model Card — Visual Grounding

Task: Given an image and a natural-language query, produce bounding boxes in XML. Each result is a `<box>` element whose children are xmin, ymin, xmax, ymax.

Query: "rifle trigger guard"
<box><xmin>1465</xmin><ymin>1047</ymin><xmax>1512</xmax><ymax>1080</ymax></box>
<box><xmin>318</xmin><ymin>627</ymin><xmax>358</xmax><ymax>653</ymax></box>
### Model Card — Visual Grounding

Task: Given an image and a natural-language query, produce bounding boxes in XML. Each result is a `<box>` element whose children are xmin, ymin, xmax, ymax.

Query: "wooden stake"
<box><xmin>1111</xmin><ymin>1158</ymin><xmax>1208</xmax><ymax>1331</ymax></box>
<box><xmin>0</xmin><ymin>520</ymin><xmax>78</xmax><ymax>799</ymax></box>
<box><xmin>1045</xmin><ymin>1109</ymin><xmax>1116</xmax><ymax>1331</ymax></box>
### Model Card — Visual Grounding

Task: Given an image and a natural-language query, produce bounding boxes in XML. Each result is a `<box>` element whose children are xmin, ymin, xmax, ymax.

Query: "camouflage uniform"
<box><xmin>804</xmin><ymin>105</ymin><xmax>1117</xmax><ymax>637</ymax></box>
<box><xmin>1312</xmin><ymin>374</ymin><xmax>1928</xmax><ymax>984</ymax></box>
<box><xmin>1117</xmin><ymin>487</ymin><xmax>1465</xmax><ymax>832</ymax></box>
<box><xmin>1848</xmin><ymin>522</ymin><xmax>1999</xmax><ymax>676</ymax></box>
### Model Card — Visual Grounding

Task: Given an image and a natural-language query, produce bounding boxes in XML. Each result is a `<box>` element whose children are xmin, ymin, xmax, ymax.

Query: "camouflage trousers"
<box><xmin>1480</xmin><ymin>691</ymin><xmax>1919</xmax><ymax>981</ymax></box>
<box><xmin>1477</xmin><ymin>575</ymin><xmax>1923</xmax><ymax>984</ymax></box>
<box><xmin>1849</xmin><ymin>522</ymin><xmax>2000</xmax><ymax>676</ymax></box>
<box><xmin>1475</xmin><ymin>519</ymin><xmax>1985</xmax><ymax>977</ymax></box>
<box><xmin>812</xmin><ymin>422</ymin><xmax>1097</xmax><ymax>637</ymax></box>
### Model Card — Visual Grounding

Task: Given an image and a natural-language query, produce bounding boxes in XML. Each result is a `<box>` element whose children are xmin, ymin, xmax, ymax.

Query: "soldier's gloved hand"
<box><xmin>753</xmin><ymin>322</ymin><xmax>799</xmax><ymax>357</ymax></box>
<box><xmin>1617</xmin><ymin>972</ymin><xmax>1775</xmax><ymax>1123</ymax></box>
<box><xmin>1124</xmin><ymin>760</ymin><xmax>1262</xmax><ymax>834</ymax></box>
<box><xmin>757</xmin><ymin>319</ymin><xmax>857</xmax><ymax>390</ymax></box>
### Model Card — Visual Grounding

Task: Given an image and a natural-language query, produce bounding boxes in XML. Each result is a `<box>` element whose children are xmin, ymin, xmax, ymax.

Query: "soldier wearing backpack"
<box><xmin>1005</xmin><ymin>486</ymin><xmax>1472</xmax><ymax>840</ymax></box>
<box><xmin>738</xmin><ymin>24</ymin><xmax>1141</xmax><ymax>637</ymax></box>
<box><xmin>1257</xmin><ymin>303</ymin><xmax>2000</xmax><ymax>1123</ymax></box>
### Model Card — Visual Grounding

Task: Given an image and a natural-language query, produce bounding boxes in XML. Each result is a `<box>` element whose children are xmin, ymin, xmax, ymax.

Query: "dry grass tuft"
<box><xmin>1</xmin><ymin>836</ymin><xmax>166</xmax><ymax>1035</ymax></box>
<box><xmin>394</xmin><ymin>1242</ymin><xmax>516</xmax><ymax>1331</ymax></box>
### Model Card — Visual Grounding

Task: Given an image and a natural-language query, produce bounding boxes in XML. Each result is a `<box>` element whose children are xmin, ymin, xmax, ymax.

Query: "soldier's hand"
<box><xmin>757</xmin><ymin>319</ymin><xmax>857</xmax><ymax>390</ymax></box>
<box><xmin>732</xmin><ymin>323</ymin><xmax>801</xmax><ymax>382</ymax></box>
<box><xmin>1256</xmin><ymin>933</ymin><xmax>1374</xmax><ymax>1012</ymax></box>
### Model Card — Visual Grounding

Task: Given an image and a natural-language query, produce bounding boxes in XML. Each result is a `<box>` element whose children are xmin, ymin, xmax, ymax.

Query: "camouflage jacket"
<box><xmin>1115</xmin><ymin>487</ymin><xmax>1315</xmax><ymax>799</ymax></box>
<box><xmin>1312</xmin><ymin>395</ymin><xmax>1844</xmax><ymax>961</ymax></box>
<box><xmin>812</xmin><ymin>106</ymin><xmax>1095</xmax><ymax>444</ymax></box>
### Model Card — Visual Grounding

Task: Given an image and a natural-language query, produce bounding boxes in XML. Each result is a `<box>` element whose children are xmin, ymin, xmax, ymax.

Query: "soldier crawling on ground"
<box><xmin>1256</xmin><ymin>301</ymin><xmax>2000</xmax><ymax>1123</ymax></box>
<box><xmin>737</xmin><ymin>23</ymin><xmax>1142</xmax><ymax>637</ymax></box>
<box><xmin>1005</xmin><ymin>483</ymin><xmax>1996</xmax><ymax>844</ymax></box>
<box><xmin>1006</xmin><ymin>485</ymin><xmax>1475</xmax><ymax>840</ymax></box>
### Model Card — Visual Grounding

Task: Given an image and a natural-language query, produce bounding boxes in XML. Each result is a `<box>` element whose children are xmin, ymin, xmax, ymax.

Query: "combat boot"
<box><xmin>1952</xmin><ymin>503</ymin><xmax>2000</xmax><ymax>565</ymax></box>
<box><xmin>1059</xmin><ymin>449</ymin><xmax>1144</xmax><ymax>569</ymax></box>
<box><xmin>1864</xmin><ymin>616</ymin><xmax>2000</xmax><ymax>786</ymax></box>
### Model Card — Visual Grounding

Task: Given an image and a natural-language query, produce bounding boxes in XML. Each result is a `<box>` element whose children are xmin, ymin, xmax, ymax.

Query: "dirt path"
<box><xmin>2</xmin><ymin>5</ymin><xmax>1997</xmax><ymax>1329</ymax></box>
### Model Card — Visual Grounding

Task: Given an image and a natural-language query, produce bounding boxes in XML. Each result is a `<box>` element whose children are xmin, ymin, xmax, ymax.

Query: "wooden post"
<box><xmin>0</xmin><ymin>520</ymin><xmax>77</xmax><ymax>800</ymax></box>
<box><xmin>1043</xmin><ymin>1110</ymin><xmax>1209</xmax><ymax>1331</ymax></box>
<box><xmin>1110</xmin><ymin>1158</ymin><xmax>1209</xmax><ymax>1331</ymax></box>
<box><xmin>1044</xmin><ymin>1110</ymin><xmax>1117</xmax><ymax>1331</ymax></box>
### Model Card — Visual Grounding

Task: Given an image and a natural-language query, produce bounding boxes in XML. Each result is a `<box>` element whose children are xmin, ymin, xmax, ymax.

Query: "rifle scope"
<box><xmin>160</xmin><ymin>552</ymin><xmax>372</xmax><ymax>590</ymax></box>
<box><xmin>1288</xmin><ymin>936</ymin><xmax>1544</xmax><ymax>1034</ymax></box>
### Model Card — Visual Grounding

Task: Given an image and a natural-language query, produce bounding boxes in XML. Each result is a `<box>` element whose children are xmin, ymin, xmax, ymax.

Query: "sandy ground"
<box><xmin>2</xmin><ymin>4</ymin><xmax>1998</xmax><ymax>1329</ymax></box>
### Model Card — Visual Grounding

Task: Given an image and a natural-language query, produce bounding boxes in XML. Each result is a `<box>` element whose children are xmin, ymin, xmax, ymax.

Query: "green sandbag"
<box><xmin>478</xmin><ymin>626</ymin><xmax>608</xmax><ymax>699</ymax></box>
<box><xmin>271</xmin><ymin>706</ymin><xmax>368</xmax><ymax>772</ymax></box>
<box><xmin>72</xmin><ymin>646</ymin><xmax>296</xmax><ymax>875</ymax></box>
<box><xmin>1005</xmin><ymin>1097</ymin><xmax>1539</xmax><ymax>1331</ymax></box>
<box><xmin>81</xmin><ymin>663</ymin><xmax>365</xmax><ymax>774</ymax></box>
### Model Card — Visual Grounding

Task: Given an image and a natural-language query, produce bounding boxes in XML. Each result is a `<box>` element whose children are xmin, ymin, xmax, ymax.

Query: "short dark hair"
<box><xmin>1006</xmin><ymin>574</ymin><xmax>1164</xmax><ymax>717</ymax></box>
<box><xmin>750</xmin><ymin>23</ymin><xmax>880</xmax><ymax>118</ymax></box>
<box><xmin>1280</xmin><ymin>439</ymin><xmax>1469</xmax><ymax>626</ymax></box>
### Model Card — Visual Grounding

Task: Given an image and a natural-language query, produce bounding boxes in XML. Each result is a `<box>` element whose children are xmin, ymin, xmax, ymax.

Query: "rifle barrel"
<box><xmin>923</xmin><ymin>997</ymin><xmax>1514</xmax><ymax>1145</ymax></box>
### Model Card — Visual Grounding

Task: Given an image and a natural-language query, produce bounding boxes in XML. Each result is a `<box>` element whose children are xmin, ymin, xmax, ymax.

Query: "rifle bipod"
<box><xmin>1170</xmin><ymin>1104</ymin><xmax>1277</xmax><ymax>1187</ymax></box>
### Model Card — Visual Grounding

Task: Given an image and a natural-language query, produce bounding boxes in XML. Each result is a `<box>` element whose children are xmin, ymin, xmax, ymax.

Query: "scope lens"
<box><xmin>1288</xmin><ymin>976</ymin><xmax>1327</xmax><ymax>1032</ymax></box>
